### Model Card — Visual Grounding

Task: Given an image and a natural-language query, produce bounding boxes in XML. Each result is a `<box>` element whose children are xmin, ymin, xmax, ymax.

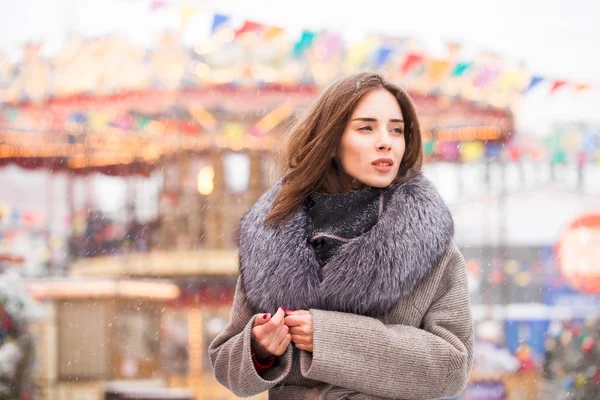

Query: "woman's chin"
<box><xmin>361</xmin><ymin>176</ymin><xmax>396</xmax><ymax>188</ymax></box>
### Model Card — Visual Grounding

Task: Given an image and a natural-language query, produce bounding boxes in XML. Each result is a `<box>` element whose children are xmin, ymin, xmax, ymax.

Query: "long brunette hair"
<box><xmin>265</xmin><ymin>72</ymin><xmax>423</xmax><ymax>225</ymax></box>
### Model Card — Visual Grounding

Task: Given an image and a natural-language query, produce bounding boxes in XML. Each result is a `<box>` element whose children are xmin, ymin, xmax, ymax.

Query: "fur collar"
<box><xmin>238</xmin><ymin>173</ymin><xmax>454</xmax><ymax>317</ymax></box>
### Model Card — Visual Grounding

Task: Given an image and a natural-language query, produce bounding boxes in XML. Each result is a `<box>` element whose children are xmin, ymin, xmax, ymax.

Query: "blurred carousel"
<box><xmin>0</xmin><ymin>32</ymin><xmax>516</xmax><ymax>400</ymax></box>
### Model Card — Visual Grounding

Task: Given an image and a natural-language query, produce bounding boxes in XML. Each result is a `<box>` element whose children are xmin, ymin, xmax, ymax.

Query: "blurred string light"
<box><xmin>189</xmin><ymin>104</ymin><xmax>216</xmax><ymax>131</ymax></box>
<box><xmin>254</xmin><ymin>102</ymin><xmax>293</xmax><ymax>135</ymax></box>
<box><xmin>197</xmin><ymin>166</ymin><xmax>214</xmax><ymax>196</ymax></box>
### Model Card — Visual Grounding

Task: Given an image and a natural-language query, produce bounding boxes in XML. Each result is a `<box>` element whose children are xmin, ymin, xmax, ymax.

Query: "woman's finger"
<box><xmin>275</xmin><ymin>333</ymin><xmax>292</xmax><ymax>355</ymax></box>
<box><xmin>274</xmin><ymin>323</ymin><xmax>289</xmax><ymax>344</ymax></box>
<box><xmin>289</xmin><ymin>326</ymin><xmax>310</xmax><ymax>335</ymax></box>
<box><xmin>290</xmin><ymin>336</ymin><xmax>306</xmax><ymax>345</ymax></box>
<box><xmin>253</xmin><ymin>313</ymin><xmax>271</xmax><ymax>327</ymax></box>
<box><xmin>284</xmin><ymin>314</ymin><xmax>307</xmax><ymax>327</ymax></box>
<box><xmin>285</xmin><ymin>310</ymin><xmax>310</xmax><ymax>316</ymax></box>
<box><xmin>295</xmin><ymin>342</ymin><xmax>313</xmax><ymax>352</ymax></box>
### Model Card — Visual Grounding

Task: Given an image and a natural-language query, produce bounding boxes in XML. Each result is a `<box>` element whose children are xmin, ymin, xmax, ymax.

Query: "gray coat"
<box><xmin>209</xmin><ymin>175</ymin><xmax>474</xmax><ymax>399</ymax></box>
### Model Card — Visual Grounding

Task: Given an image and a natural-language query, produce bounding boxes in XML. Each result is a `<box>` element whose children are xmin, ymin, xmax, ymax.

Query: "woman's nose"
<box><xmin>376</xmin><ymin>131</ymin><xmax>392</xmax><ymax>150</ymax></box>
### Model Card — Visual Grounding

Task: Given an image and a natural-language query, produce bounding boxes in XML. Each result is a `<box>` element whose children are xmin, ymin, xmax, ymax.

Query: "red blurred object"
<box><xmin>515</xmin><ymin>345</ymin><xmax>537</xmax><ymax>372</ymax></box>
<box><xmin>0</xmin><ymin>253</ymin><xmax>25</xmax><ymax>264</ymax></box>
<box><xmin>555</xmin><ymin>214</ymin><xmax>600</xmax><ymax>294</ymax></box>
<box><xmin>508</xmin><ymin>146</ymin><xmax>521</xmax><ymax>161</ymax></box>
<box><xmin>582</xmin><ymin>337</ymin><xmax>595</xmax><ymax>353</ymax></box>
<box><xmin>0</xmin><ymin>304</ymin><xmax>14</xmax><ymax>332</ymax></box>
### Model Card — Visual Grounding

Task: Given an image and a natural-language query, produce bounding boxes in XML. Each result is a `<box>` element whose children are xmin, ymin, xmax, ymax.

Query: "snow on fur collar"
<box><xmin>238</xmin><ymin>173</ymin><xmax>454</xmax><ymax>317</ymax></box>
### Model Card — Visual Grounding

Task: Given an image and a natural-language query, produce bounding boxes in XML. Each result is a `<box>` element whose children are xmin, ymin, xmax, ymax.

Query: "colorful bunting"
<box><xmin>375</xmin><ymin>47</ymin><xmax>394</xmax><ymax>68</ymax></box>
<box><xmin>211</xmin><ymin>14</ymin><xmax>230</xmax><ymax>34</ymax></box>
<box><xmin>498</xmin><ymin>70</ymin><xmax>523</xmax><ymax>92</ymax></box>
<box><xmin>235</xmin><ymin>21</ymin><xmax>263</xmax><ymax>38</ymax></box>
<box><xmin>574</xmin><ymin>83</ymin><xmax>591</xmax><ymax>92</ymax></box>
<box><xmin>321</xmin><ymin>33</ymin><xmax>344</xmax><ymax>59</ymax></box>
<box><xmin>451</xmin><ymin>62</ymin><xmax>472</xmax><ymax>77</ymax></box>
<box><xmin>345</xmin><ymin>39</ymin><xmax>374</xmax><ymax>71</ymax></box>
<box><xmin>523</xmin><ymin>76</ymin><xmax>544</xmax><ymax>93</ymax></box>
<box><xmin>550</xmin><ymin>80</ymin><xmax>567</xmax><ymax>94</ymax></box>
<box><xmin>264</xmin><ymin>27</ymin><xmax>284</xmax><ymax>40</ymax></box>
<box><xmin>473</xmin><ymin>66</ymin><xmax>500</xmax><ymax>88</ymax></box>
<box><xmin>427</xmin><ymin>59</ymin><xmax>451</xmax><ymax>83</ymax></box>
<box><xmin>0</xmin><ymin>10</ymin><xmax>594</xmax><ymax>105</ymax></box>
<box><xmin>400</xmin><ymin>53</ymin><xmax>423</xmax><ymax>76</ymax></box>
<box><xmin>292</xmin><ymin>30</ymin><xmax>316</xmax><ymax>58</ymax></box>
<box><xmin>180</xmin><ymin>5</ymin><xmax>198</xmax><ymax>31</ymax></box>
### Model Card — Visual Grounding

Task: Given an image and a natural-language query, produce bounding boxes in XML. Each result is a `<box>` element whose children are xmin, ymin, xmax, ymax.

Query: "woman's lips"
<box><xmin>372</xmin><ymin>158</ymin><xmax>393</xmax><ymax>173</ymax></box>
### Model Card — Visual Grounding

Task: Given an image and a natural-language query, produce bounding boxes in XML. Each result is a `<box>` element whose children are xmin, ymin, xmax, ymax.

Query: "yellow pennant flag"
<box><xmin>264</xmin><ymin>27</ymin><xmax>284</xmax><ymax>40</ymax></box>
<box><xmin>180</xmin><ymin>5</ymin><xmax>198</xmax><ymax>31</ymax></box>
<box><xmin>575</xmin><ymin>83</ymin><xmax>591</xmax><ymax>92</ymax></box>
<box><xmin>498</xmin><ymin>70</ymin><xmax>519</xmax><ymax>92</ymax></box>
<box><xmin>427</xmin><ymin>59</ymin><xmax>451</xmax><ymax>83</ymax></box>
<box><xmin>345</xmin><ymin>38</ymin><xmax>376</xmax><ymax>72</ymax></box>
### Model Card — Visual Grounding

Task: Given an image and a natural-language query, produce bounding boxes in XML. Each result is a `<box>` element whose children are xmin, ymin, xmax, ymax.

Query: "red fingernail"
<box><xmin>280</xmin><ymin>306</ymin><xmax>285</xmax><ymax>311</ymax></box>
<box><xmin>263</xmin><ymin>313</ymin><xmax>268</xmax><ymax>319</ymax></box>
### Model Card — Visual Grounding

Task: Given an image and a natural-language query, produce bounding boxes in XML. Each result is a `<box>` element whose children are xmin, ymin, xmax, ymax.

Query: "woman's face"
<box><xmin>337</xmin><ymin>88</ymin><xmax>406</xmax><ymax>188</ymax></box>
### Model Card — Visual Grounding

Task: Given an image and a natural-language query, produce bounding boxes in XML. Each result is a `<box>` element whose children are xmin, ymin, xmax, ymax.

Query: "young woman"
<box><xmin>209</xmin><ymin>72</ymin><xmax>474</xmax><ymax>400</ymax></box>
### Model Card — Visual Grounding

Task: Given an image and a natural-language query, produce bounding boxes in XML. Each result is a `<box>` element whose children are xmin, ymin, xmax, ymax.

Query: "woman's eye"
<box><xmin>391</xmin><ymin>128</ymin><xmax>404</xmax><ymax>134</ymax></box>
<box><xmin>358</xmin><ymin>126</ymin><xmax>373</xmax><ymax>131</ymax></box>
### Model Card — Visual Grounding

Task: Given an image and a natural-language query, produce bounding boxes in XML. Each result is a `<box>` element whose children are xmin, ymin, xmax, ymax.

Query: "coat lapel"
<box><xmin>238</xmin><ymin>174</ymin><xmax>454</xmax><ymax>317</ymax></box>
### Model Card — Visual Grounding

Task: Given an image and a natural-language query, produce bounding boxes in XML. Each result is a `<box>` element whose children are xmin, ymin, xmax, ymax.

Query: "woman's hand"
<box><xmin>284</xmin><ymin>310</ymin><xmax>314</xmax><ymax>352</ymax></box>
<box><xmin>251</xmin><ymin>307</ymin><xmax>291</xmax><ymax>359</ymax></box>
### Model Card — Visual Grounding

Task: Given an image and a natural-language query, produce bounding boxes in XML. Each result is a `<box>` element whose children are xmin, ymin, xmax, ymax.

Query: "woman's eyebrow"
<box><xmin>351</xmin><ymin>117</ymin><xmax>404</xmax><ymax>123</ymax></box>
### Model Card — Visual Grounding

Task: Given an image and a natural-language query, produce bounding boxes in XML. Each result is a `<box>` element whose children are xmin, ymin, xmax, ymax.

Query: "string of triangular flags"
<box><xmin>164</xmin><ymin>4</ymin><xmax>594</xmax><ymax>97</ymax></box>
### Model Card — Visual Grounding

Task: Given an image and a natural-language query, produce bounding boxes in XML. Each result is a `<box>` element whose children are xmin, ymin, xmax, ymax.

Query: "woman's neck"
<box><xmin>319</xmin><ymin>166</ymin><xmax>367</xmax><ymax>195</ymax></box>
<box><xmin>338</xmin><ymin>170</ymin><xmax>366</xmax><ymax>192</ymax></box>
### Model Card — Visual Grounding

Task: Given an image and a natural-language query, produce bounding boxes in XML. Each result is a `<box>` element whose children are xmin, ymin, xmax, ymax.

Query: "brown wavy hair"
<box><xmin>265</xmin><ymin>72</ymin><xmax>423</xmax><ymax>226</ymax></box>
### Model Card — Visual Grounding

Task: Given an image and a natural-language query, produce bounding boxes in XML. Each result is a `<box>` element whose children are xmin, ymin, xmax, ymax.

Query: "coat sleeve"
<box><xmin>300</xmin><ymin>244</ymin><xmax>474</xmax><ymax>400</ymax></box>
<box><xmin>208</xmin><ymin>277</ymin><xmax>294</xmax><ymax>398</ymax></box>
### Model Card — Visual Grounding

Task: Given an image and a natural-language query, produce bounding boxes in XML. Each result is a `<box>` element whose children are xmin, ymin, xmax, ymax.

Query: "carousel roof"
<box><xmin>0</xmin><ymin>86</ymin><xmax>513</xmax><ymax>176</ymax></box>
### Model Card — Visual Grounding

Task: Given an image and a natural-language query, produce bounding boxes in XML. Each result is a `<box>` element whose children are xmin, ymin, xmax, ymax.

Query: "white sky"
<box><xmin>1</xmin><ymin>0</ymin><xmax>600</xmax><ymax>133</ymax></box>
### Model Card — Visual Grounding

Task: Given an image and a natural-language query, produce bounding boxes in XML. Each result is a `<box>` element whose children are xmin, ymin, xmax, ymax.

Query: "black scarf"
<box><xmin>306</xmin><ymin>186</ymin><xmax>394</xmax><ymax>266</ymax></box>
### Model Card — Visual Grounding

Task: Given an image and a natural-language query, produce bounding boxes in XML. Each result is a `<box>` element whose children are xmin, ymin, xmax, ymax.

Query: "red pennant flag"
<box><xmin>550</xmin><ymin>80</ymin><xmax>567</xmax><ymax>94</ymax></box>
<box><xmin>400</xmin><ymin>53</ymin><xmax>423</xmax><ymax>75</ymax></box>
<box><xmin>235</xmin><ymin>21</ymin><xmax>263</xmax><ymax>38</ymax></box>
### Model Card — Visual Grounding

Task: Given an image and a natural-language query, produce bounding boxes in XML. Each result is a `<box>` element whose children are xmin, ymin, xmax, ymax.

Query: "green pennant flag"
<box><xmin>293</xmin><ymin>30</ymin><xmax>316</xmax><ymax>58</ymax></box>
<box><xmin>451</xmin><ymin>62</ymin><xmax>473</xmax><ymax>77</ymax></box>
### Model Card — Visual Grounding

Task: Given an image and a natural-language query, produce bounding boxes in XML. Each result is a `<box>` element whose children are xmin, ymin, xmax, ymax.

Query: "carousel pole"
<box><xmin>456</xmin><ymin>161</ymin><xmax>463</xmax><ymax>199</ymax></box>
<box><xmin>66</xmin><ymin>162</ymin><xmax>75</xmax><ymax>268</ymax></box>
<box><xmin>483</xmin><ymin>153</ymin><xmax>493</xmax><ymax>320</ymax></box>
<box><xmin>206</xmin><ymin>149</ymin><xmax>224</xmax><ymax>249</ymax></box>
<box><xmin>499</xmin><ymin>154</ymin><xmax>507</xmax><ymax>294</ymax></box>
<box><xmin>45</xmin><ymin>158</ymin><xmax>55</xmax><ymax>275</ymax></box>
